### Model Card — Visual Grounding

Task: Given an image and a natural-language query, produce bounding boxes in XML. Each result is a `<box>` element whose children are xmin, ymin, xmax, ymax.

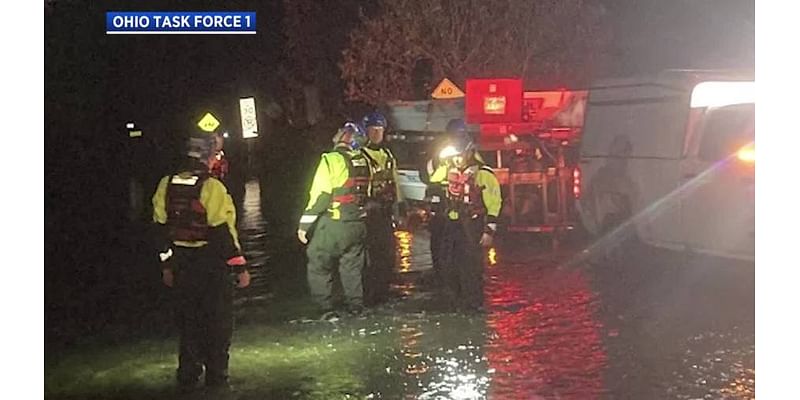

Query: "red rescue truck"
<box><xmin>464</xmin><ymin>78</ymin><xmax>588</xmax><ymax>247</ymax></box>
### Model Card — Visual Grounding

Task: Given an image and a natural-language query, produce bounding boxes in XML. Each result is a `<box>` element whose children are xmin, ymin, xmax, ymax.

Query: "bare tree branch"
<box><xmin>340</xmin><ymin>0</ymin><xmax>611</xmax><ymax>104</ymax></box>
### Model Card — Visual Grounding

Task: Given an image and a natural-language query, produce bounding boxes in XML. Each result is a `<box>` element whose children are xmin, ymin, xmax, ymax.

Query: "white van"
<box><xmin>577</xmin><ymin>70</ymin><xmax>754</xmax><ymax>261</ymax></box>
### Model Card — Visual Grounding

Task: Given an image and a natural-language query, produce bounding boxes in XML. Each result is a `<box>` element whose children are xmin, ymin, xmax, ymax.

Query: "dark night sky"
<box><xmin>607</xmin><ymin>0</ymin><xmax>753</xmax><ymax>73</ymax></box>
<box><xmin>45</xmin><ymin>0</ymin><xmax>754</xmax><ymax>144</ymax></box>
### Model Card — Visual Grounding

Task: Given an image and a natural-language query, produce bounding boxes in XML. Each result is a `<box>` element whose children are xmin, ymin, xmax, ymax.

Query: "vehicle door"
<box><xmin>680</xmin><ymin>103</ymin><xmax>755</xmax><ymax>259</ymax></box>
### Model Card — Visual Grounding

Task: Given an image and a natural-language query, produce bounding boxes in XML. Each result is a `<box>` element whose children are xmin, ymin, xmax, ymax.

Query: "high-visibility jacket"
<box><xmin>299</xmin><ymin>145</ymin><xmax>370</xmax><ymax>231</ymax></box>
<box><xmin>361</xmin><ymin>145</ymin><xmax>402</xmax><ymax>205</ymax></box>
<box><xmin>429</xmin><ymin>159</ymin><xmax>502</xmax><ymax>228</ymax></box>
<box><xmin>152</xmin><ymin>171</ymin><xmax>242</xmax><ymax>258</ymax></box>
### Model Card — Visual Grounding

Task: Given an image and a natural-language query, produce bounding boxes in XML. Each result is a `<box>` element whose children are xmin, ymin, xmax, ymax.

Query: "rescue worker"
<box><xmin>209</xmin><ymin>150</ymin><xmax>229</xmax><ymax>181</ymax></box>
<box><xmin>429</xmin><ymin>119</ymin><xmax>502</xmax><ymax>311</ymax></box>
<box><xmin>297</xmin><ymin>122</ymin><xmax>369</xmax><ymax>320</ymax></box>
<box><xmin>425</xmin><ymin>120</ymin><xmax>486</xmax><ymax>286</ymax></box>
<box><xmin>152</xmin><ymin>132</ymin><xmax>250</xmax><ymax>390</ymax></box>
<box><xmin>206</xmin><ymin>133</ymin><xmax>229</xmax><ymax>181</ymax></box>
<box><xmin>360</xmin><ymin>112</ymin><xmax>403</xmax><ymax>306</ymax></box>
<box><xmin>426</xmin><ymin>120</ymin><xmax>463</xmax><ymax>287</ymax></box>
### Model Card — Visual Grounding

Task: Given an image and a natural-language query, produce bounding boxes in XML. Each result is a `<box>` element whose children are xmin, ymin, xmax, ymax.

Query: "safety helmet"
<box><xmin>445</xmin><ymin>118</ymin><xmax>473</xmax><ymax>153</ymax></box>
<box><xmin>185</xmin><ymin>134</ymin><xmax>216</xmax><ymax>162</ymax></box>
<box><xmin>362</xmin><ymin>112</ymin><xmax>388</xmax><ymax>129</ymax></box>
<box><xmin>332</xmin><ymin>121</ymin><xmax>367</xmax><ymax>149</ymax></box>
<box><xmin>445</xmin><ymin>118</ymin><xmax>467</xmax><ymax>135</ymax></box>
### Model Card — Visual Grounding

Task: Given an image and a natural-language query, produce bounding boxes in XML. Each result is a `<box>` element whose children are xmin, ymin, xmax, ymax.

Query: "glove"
<box><xmin>297</xmin><ymin>229</ymin><xmax>309</xmax><ymax>244</ymax></box>
<box><xmin>480</xmin><ymin>222</ymin><xmax>497</xmax><ymax>247</ymax></box>
<box><xmin>159</xmin><ymin>247</ymin><xmax>175</xmax><ymax>287</ymax></box>
<box><xmin>225</xmin><ymin>255</ymin><xmax>250</xmax><ymax>288</ymax></box>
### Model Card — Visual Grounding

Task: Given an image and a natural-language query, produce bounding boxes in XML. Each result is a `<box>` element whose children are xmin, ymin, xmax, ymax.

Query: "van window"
<box><xmin>698</xmin><ymin>103</ymin><xmax>755</xmax><ymax>162</ymax></box>
<box><xmin>582</xmin><ymin>84</ymin><xmax>689</xmax><ymax>159</ymax></box>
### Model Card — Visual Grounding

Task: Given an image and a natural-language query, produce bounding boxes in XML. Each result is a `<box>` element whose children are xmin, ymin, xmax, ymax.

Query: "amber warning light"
<box><xmin>573</xmin><ymin>167</ymin><xmax>582</xmax><ymax>198</ymax></box>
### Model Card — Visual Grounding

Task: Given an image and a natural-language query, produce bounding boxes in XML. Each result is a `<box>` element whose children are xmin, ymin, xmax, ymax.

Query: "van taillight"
<box><xmin>573</xmin><ymin>167</ymin><xmax>581</xmax><ymax>198</ymax></box>
<box><xmin>737</xmin><ymin>143</ymin><xmax>755</xmax><ymax>164</ymax></box>
<box><xmin>484</xmin><ymin>96</ymin><xmax>506</xmax><ymax>114</ymax></box>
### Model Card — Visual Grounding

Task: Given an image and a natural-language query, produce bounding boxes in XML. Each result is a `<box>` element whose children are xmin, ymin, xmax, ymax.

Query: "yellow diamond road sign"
<box><xmin>431</xmin><ymin>78</ymin><xmax>465</xmax><ymax>99</ymax></box>
<box><xmin>197</xmin><ymin>112</ymin><xmax>220</xmax><ymax>133</ymax></box>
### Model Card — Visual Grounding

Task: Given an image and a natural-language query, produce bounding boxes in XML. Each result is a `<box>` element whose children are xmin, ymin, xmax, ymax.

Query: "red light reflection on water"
<box><xmin>484</xmin><ymin>265</ymin><xmax>608</xmax><ymax>399</ymax></box>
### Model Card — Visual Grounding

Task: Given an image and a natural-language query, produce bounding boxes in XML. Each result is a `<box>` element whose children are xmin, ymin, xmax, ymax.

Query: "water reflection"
<box><xmin>395</xmin><ymin>230</ymin><xmax>413</xmax><ymax>273</ymax></box>
<box><xmin>393</xmin><ymin>312</ymin><xmax>490</xmax><ymax>400</ymax></box>
<box><xmin>239</xmin><ymin>180</ymin><xmax>268</xmax><ymax>260</ymax></box>
<box><xmin>670</xmin><ymin>330</ymin><xmax>755</xmax><ymax>399</ymax></box>
<box><xmin>231</xmin><ymin>180</ymin><xmax>742</xmax><ymax>399</ymax></box>
<box><xmin>487</xmin><ymin>248</ymin><xmax>498</xmax><ymax>267</ymax></box>
<box><xmin>484</xmin><ymin>262</ymin><xmax>607</xmax><ymax>399</ymax></box>
<box><xmin>382</xmin><ymin>230</ymin><xmax>607</xmax><ymax>399</ymax></box>
<box><xmin>237</xmin><ymin>179</ymin><xmax>270</xmax><ymax>292</ymax></box>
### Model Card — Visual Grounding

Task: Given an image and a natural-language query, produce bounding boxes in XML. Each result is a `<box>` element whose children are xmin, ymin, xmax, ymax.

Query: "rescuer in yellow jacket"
<box><xmin>428</xmin><ymin>119</ymin><xmax>502</xmax><ymax>311</ymax></box>
<box><xmin>151</xmin><ymin>133</ymin><xmax>249</xmax><ymax>390</ymax></box>
<box><xmin>359</xmin><ymin>112</ymin><xmax>404</xmax><ymax>306</ymax></box>
<box><xmin>297</xmin><ymin>123</ymin><xmax>369</xmax><ymax>320</ymax></box>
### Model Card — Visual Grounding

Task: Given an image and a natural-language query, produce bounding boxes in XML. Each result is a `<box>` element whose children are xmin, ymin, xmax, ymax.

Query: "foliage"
<box><xmin>340</xmin><ymin>0</ymin><xmax>612</xmax><ymax>104</ymax></box>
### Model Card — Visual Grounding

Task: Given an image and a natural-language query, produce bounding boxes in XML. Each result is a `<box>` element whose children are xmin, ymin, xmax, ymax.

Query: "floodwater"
<box><xmin>45</xmin><ymin>178</ymin><xmax>755</xmax><ymax>399</ymax></box>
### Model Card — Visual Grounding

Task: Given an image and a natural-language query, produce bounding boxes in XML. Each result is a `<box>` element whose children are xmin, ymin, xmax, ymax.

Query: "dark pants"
<box><xmin>428</xmin><ymin>211</ymin><xmax>445</xmax><ymax>286</ymax></box>
<box><xmin>172</xmin><ymin>246</ymin><xmax>234</xmax><ymax>386</ymax></box>
<box><xmin>306</xmin><ymin>216</ymin><xmax>367</xmax><ymax>311</ymax></box>
<box><xmin>364</xmin><ymin>206</ymin><xmax>395</xmax><ymax>306</ymax></box>
<box><xmin>439</xmin><ymin>217</ymin><xmax>485</xmax><ymax>310</ymax></box>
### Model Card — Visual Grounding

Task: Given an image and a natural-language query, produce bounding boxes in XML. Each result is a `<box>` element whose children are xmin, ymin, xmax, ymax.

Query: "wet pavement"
<box><xmin>45</xmin><ymin>179</ymin><xmax>755</xmax><ymax>399</ymax></box>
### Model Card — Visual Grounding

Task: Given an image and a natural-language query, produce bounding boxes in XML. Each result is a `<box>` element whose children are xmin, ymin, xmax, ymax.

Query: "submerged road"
<box><xmin>45</xmin><ymin>179</ymin><xmax>754</xmax><ymax>399</ymax></box>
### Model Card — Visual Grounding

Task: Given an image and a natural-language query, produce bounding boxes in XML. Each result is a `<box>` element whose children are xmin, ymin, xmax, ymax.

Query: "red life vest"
<box><xmin>166</xmin><ymin>173</ymin><xmax>209</xmax><ymax>241</ymax></box>
<box><xmin>443</xmin><ymin>164</ymin><xmax>493</xmax><ymax>218</ymax></box>
<box><xmin>330</xmin><ymin>149</ymin><xmax>371</xmax><ymax>220</ymax></box>
<box><xmin>210</xmin><ymin>158</ymin><xmax>229</xmax><ymax>180</ymax></box>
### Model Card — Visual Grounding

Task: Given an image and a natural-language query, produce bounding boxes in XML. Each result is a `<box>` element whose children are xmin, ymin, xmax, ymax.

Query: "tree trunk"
<box><xmin>303</xmin><ymin>84</ymin><xmax>323</xmax><ymax>126</ymax></box>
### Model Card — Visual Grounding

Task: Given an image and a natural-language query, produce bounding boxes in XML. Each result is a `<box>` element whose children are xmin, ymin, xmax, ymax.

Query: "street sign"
<box><xmin>431</xmin><ymin>78</ymin><xmax>465</xmax><ymax>99</ymax></box>
<box><xmin>197</xmin><ymin>112</ymin><xmax>220</xmax><ymax>133</ymax></box>
<box><xmin>239</xmin><ymin>97</ymin><xmax>258</xmax><ymax>139</ymax></box>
